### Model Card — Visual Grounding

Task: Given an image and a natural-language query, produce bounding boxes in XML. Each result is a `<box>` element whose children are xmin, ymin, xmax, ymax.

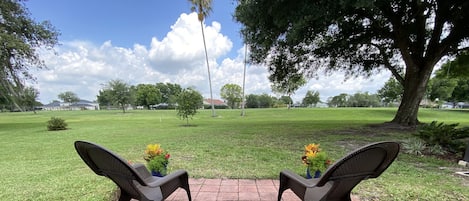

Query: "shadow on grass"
<box><xmin>179</xmin><ymin>124</ymin><xmax>198</xmax><ymax>127</ymax></box>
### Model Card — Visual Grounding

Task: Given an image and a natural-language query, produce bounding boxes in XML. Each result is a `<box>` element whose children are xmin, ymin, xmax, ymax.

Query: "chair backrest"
<box><xmin>315</xmin><ymin>141</ymin><xmax>400</xmax><ymax>200</ymax></box>
<box><xmin>74</xmin><ymin>141</ymin><xmax>147</xmax><ymax>199</ymax></box>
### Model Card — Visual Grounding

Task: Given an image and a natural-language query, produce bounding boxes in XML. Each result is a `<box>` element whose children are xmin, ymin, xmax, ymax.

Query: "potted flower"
<box><xmin>144</xmin><ymin>144</ymin><xmax>170</xmax><ymax>177</ymax></box>
<box><xmin>301</xmin><ymin>143</ymin><xmax>332</xmax><ymax>178</ymax></box>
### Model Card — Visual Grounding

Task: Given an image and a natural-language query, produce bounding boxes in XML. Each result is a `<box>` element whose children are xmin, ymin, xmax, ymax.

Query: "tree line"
<box><xmin>95</xmin><ymin>80</ymin><xmax>183</xmax><ymax>112</ymax></box>
<box><xmin>378</xmin><ymin>52</ymin><xmax>469</xmax><ymax>108</ymax></box>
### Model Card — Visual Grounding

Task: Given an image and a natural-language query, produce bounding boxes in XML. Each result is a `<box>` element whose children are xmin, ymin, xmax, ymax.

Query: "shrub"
<box><xmin>414</xmin><ymin>121</ymin><xmax>469</xmax><ymax>154</ymax></box>
<box><xmin>47</xmin><ymin>117</ymin><xmax>68</xmax><ymax>131</ymax></box>
<box><xmin>426</xmin><ymin>144</ymin><xmax>447</xmax><ymax>156</ymax></box>
<box><xmin>203</xmin><ymin>104</ymin><xmax>229</xmax><ymax>109</ymax></box>
<box><xmin>402</xmin><ymin>138</ymin><xmax>426</xmax><ymax>156</ymax></box>
<box><xmin>402</xmin><ymin>138</ymin><xmax>448</xmax><ymax>156</ymax></box>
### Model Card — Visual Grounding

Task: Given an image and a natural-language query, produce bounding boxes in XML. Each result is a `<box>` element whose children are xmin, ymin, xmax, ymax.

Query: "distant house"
<box><xmin>456</xmin><ymin>102</ymin><xmax>469</xmax><ymax>109</ymax></box>
<box><xmin>441</xmin><ymin>102</ymin><xmax>454</xmax><ymax>109</ymax></box>
<box><xmin>42</xmin><ymin>100</ymin><xmax>100</xmax><ymax>111</ymax></box>
<box><xmin>203</xmin><ymin>98</ymin><xmax>228</xmax><ymax>109</ymax></box>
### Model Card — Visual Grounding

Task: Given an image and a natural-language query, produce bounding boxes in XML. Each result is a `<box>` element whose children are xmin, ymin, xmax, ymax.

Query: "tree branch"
<box><xmin>379</xmin><ymin>2</ymin><xmax>415</xmax><ymax>69</ymax></box>
<box><xmin>425</xmin><ymin>1</ymin><xmax>446</xmax><ymax>59</ymax></box>
<box><xmin>412</xmin><ymin>0</ymin><xmax>427</xmax><ymax>60</ymax></box>
<box><xmin>370</xmin><ymin>42</ymin><xmax>404</xmax><ymax>85</ymax></box>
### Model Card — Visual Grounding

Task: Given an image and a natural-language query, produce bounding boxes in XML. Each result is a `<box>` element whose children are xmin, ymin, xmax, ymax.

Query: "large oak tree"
<box><xmin>1</xmin><ymin>0</ymin><xmax>59</xmax><ymax>110</ymax></box>
<box><xmin>235</xmin><ymin>0</ymin><xmax>469</xmax><ymax>126</ymax></box>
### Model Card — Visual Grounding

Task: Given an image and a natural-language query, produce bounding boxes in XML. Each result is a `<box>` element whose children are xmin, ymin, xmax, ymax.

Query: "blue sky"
<box><xmin>27</xmin><ymin>0</ymin><xmax>242</xmax><ymax>57</ymax></box>
<box><xmin>24</xmin><ymin>1</ymin><xmax>390</xmax><ymax>104</ymax></box>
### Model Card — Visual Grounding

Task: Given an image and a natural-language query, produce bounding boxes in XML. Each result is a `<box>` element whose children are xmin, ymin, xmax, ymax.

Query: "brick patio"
<box><xmin>163</xmin><ymin>178</ymin><xmax>360</xmax><ymax>201</ymax></box>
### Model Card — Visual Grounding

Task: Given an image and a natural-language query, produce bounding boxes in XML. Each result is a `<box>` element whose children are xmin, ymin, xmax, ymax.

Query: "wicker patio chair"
<box><xmin>278</xmin><ymin>141</ymin><xmax>400</xmax><ymax>201</ymax></box>
<box><xmin>74</xmin><ymin>141</ymin><xmax>191</xmax><ymax>201</ymax></box>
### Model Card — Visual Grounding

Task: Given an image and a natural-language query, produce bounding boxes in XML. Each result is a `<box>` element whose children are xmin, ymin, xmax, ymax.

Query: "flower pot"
<box><xmin>151</xmin><ymin>170</ymin><xmax>165</xmax><ymax>177</ymax></box>
<box><xmin>306</xmin><ymin>167</ymin><xmax>321</xmax><ymax>179</ymax></box>
<box><xmin>150</xmin><ymin>164</ymin><xmax>167</xmax><ymax>177</ymax></box>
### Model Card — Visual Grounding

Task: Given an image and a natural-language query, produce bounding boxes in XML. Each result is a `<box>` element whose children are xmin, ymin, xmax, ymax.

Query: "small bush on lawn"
<box><xmin>47</xmin><ymin>117</ymin><xmax>68</xmax><ymax>131</ymax></box>
<box><xmin>414</xmin><ymin>121</ymin><xmax>469</xmax><ymax>154</ymax></box>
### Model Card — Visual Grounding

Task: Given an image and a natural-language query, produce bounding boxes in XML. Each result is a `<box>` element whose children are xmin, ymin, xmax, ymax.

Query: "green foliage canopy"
<box><xmin>302</xmin><ymin>90</ymin><xmax>321</xmax><ymax>107</ymax></box>
<box><xmin>451</xmin><ymin>79</ymin><xmax>469</xmax><ymax>102</ymax></box>
<box><xmin>58</xmin><ymin>91</ymin><xmax>79</xmax><ymax>104</ymax></box>
<box><xmin>245</xmin><ymin>93</ymin><xmax>274</xmax><ymax>108</ymax></box>
<box><xmin>103</xmin><ymin>79</ymin><xmax>133</xmax><ymax>113</ymax></box>
<box><xmin>135</xmin><ymin>84</ymin><xmax>161</xmax><ymax>109</ymax></box>
<box><xmin>155</xmin><ymin>82</ymin><xmax>182</xmax><ymax>105</ymax></box>
<box><xmin>436</xmin><ymin>51</ymin><xmax>469</xmax><ymax>79</ymax></box>
<box><xmin>0</xmin><ymin>0</ymin><xmax>59</xmax><ymax>108</ymax></box>
<box><xmin>188</xmin><ymin>0</ymin><xmax>213</xmax><ymax>22</ymax></box>
<box><xmin>220</xmin><ymin>83</ymin><xmax>242</xmax><ymax>109</ymax></box>
<box><xmin>327</xmin><ymin>93</ymin><xmax>348</xmax><ymax>108</ymax></box>
<box><xmin>428</xmin><ymin>78</ymin><xmax>458</xmax><ymax>102</ymax></box>
<box><xmin>20</xmin><ymin>86</ymin><xmax>39</xmax><ymax>113</ymax></box>
<box><xmin>278</xmin><ymin>95</ymin><xmax>292</xmax><ymax>105</ymax></box>
<box><xmin>430</xmin><ymin>54</ymin><xmax>469</xmax><ymax>103</ymax></box>
<box><xmin>177</xmin><ymin>88</ymin><xmax>203</xmax><ymax>125</ymax></box>
<box><xmin>378</xmin><ymin>77</ymin><xmax>403</xmax><ymax>104</ymax></box>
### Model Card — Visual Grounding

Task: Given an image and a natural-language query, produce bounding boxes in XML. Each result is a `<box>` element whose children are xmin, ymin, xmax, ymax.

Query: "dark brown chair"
<box><xmin>74</xmin><ymin>141</ymin><xmax>191</xmax><ymax>201</ymax></box>
<box><xmin>278</xmin><ymin>141</ymin><xmax>400</xmax><ymax>201</ymax></box>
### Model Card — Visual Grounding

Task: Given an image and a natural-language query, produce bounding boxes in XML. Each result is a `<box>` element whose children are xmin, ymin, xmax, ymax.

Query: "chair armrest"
<box><xmin>132</xmin><ymin>163</ymin><xmax>152</xmax><ymax>179</ymax></box>
<box><xmin>280</xmin><ymin>169</ymin><xmax>319</xmax><ymax>188</ymax></box>
<box><xmin>145</xmin><ymin>169</ymin><xmax>188</xmax><ymax>188</ymax></box>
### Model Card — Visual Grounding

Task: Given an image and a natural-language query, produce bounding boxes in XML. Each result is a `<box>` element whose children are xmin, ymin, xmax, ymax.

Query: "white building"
<box><xmin>42</xmin><ymin>100</ymin><xmax>100</xmax><ymax>110</ymax></box>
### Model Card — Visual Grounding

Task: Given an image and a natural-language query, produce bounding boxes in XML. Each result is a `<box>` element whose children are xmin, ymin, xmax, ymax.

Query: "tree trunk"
<box><xmin>391</xmin><ymin>89</ymin><xmax>422</xmax><ymax>126</ymax></box>
<box><xmin>391</xmin><ymin>64</ymin><xmax>433</xmax><ymax>126</ymax></box>
<box><xmin>241</xmin><ymin>43</ymin><xmax>247</xmax><ymax>116</ymax></box>
<box><xmin>200</xmin><ymin>21</ymin><xmax>216</xmax><ymax>117</ymax></box>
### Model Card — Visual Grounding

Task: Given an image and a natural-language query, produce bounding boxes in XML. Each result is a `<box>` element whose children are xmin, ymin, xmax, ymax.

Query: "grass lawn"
<box><xmin>0</xmin><ymin>108</ymin><xmax>468</xmax><ymax>200</ymax></box>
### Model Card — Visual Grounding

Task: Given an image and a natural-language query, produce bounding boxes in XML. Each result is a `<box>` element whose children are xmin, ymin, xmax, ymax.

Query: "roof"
<box><xmin>43</xmin><ymin>101</ymin><xmax>61</xmax><ymax>107</ymax></box>
<box><xmin>43</xmin><ymin>99</ymin><xmax>97</xmax><ymax>107</ymax></box>
<box><xmin>203</xmin><ymin>99</ymin><xmax>227</xmax><ymax>106</ymax></box>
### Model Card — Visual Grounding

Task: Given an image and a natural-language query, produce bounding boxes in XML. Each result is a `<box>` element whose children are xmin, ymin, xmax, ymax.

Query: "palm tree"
<box><xmin>189</xmin><ymin>0</ymin><xmax>216</xmax><ymax>117</ymax></box>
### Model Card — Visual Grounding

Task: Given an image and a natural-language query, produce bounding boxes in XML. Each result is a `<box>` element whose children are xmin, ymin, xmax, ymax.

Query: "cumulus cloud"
<box><xmin>148</xmin><ymin>13</ymin><xmax>232</xmax><ymax>74</ymax></box>
<box><xmin>293</xmin><ymin>71</ymin><xmax>391</xmax><ymax>103</ymax></box>
<box><xmin>34</xmin><ymin>40</ymin><xmax>159</xmax><ymax>102</ymax></box>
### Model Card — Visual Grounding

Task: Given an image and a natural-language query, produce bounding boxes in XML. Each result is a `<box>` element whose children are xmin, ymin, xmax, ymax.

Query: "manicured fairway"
<box><xmin>0</xmin><ymin>108</ymin><xmax>468</xmax><ymax>200</ymax></box>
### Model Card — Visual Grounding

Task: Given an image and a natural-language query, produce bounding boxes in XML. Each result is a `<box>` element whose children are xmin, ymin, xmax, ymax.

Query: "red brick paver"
<box><xmin>162</xmin><ymin>178</ymin><xmax>361</xmax><ymax>201</ymax></box>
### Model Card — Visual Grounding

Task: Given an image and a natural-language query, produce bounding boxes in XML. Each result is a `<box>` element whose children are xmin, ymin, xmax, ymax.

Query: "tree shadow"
<box><xmin>179</xmin><ymin>124</ymin><xmax>198</xmax><ymax>127</ymax></box>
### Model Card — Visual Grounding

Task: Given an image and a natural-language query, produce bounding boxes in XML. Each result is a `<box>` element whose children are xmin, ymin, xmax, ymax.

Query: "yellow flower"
<box><xmin>302</xmin><ymin>143</ymin><xmax>332</xmax><ymax>172</ymax></box>
<box><xmin>143</xmin><ymin>143</ymin><xmax>170</xmax><ymax>174</ymax></box>
<box><xmin>305</xmin><ymin>143</ymin><xmax>320</xmax><ymax>153</ymax></box>
<box><xmin>145</xmin><ymin>144</ymin><xmax>162</xmax><ymax>156</ymax></box>
<box><xmin>305</xmin><ymin>151</ymin><xmax>317</xmax><ymax>158</ymax></box>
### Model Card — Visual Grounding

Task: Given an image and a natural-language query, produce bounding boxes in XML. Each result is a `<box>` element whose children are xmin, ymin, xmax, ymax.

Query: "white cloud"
<box><xmin>292</xmin><ymin>71</ymin><xmax>391</xmax><ymax>103</ymax></box>
<box><xmin>31</xmin><ymin>12</ymin><xmax>390</xmax><ymax>105</ymax></box>
<box><xmin>34</xmin><ymin>40</ymin><xmax>157</xmax><ymax>102</ymax></box>
<box><xmin>148</xmin><ymin>13</ymin><xmax>232</xmax><ymax>74</ymax></box>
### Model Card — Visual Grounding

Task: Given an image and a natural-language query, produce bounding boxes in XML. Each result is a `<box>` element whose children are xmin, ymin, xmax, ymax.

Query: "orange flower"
<box><xmin>305</xmin><ymin>143</ymin><xmax>320</xmax><ymax>153</ymax></box>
